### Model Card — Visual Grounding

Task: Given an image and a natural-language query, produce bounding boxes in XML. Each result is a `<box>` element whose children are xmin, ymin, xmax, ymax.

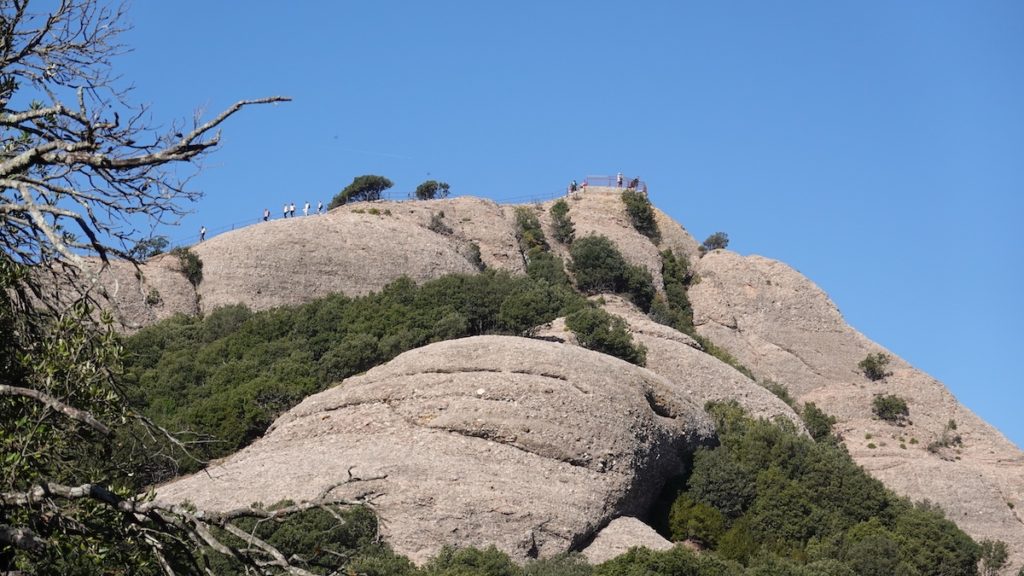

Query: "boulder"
<box><xmin>580</xmin><ymin>517</ymin><xmax>674</xmax><ymax>565</ymax></box>
<box><xmin>156</xmin><ymin>336</ymin><xmax>715</xmax><ymax>564</ymax></box>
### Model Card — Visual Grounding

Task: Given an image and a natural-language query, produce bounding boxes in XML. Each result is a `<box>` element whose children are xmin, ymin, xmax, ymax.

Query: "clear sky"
<box><xmin>116</xmin><ymin>2</ymin><xmax>1022</xmax><ymax>448</ymax></box>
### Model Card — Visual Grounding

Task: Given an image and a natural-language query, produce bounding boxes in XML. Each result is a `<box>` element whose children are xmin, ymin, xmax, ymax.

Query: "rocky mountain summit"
<box><xmin>134</xmin><ymin>188</ymin><xmax>1022</xmax><ymax>570</ymax></box>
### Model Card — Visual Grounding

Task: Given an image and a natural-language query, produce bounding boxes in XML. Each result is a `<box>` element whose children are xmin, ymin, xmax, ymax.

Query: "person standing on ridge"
<box><xmin>199</xmin><ymin>225</ymin><xmax>206</xmax><ymax>242</ymax></box>
<box><xmin>303</xmin><ymin>201</ymin><xmax>310</xmax><ymax>217</ymax></box>
<box><xmin>263</xmin><ymin>208</ymin><xmax>270</xmax><ymax>222</ymax></box>
<box><xmin>317</xmin><ymin>200</ymin><xmax>323</xmax><ymax>214</ymax></box>
<box><xmin>283</xmin><ymin>203</ymin><xmax>289</xmax><ymax>218</ymax></box>
<box><xmin>616</xmin><ymin>172</ymin><xmax>623</xmax><ymax>188</ymax></box>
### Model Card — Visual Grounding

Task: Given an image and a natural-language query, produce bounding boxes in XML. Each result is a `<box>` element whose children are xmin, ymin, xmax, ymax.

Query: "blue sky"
<box><xmin>118</xmin><ymin>2</ymin><xmax>1022</xmax><ymax>447</ymax></box>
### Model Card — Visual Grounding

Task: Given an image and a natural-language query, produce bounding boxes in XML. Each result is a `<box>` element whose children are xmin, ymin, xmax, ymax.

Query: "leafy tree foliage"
<box><xmin>859</xmin><ymin>352</ymin><xmax>892</xmax><ymax>381</ymax></box>
<box><xmin>415</xmin><ymin>179</ymin><xmax>451</xmax><ymax>200</ymax></box>
<box><xmin>763</xmin><ymin>380</ymin><xmax>796</xmax><ymax>408</ymax></box>
<box><xmin>171</xmin><ymin>246</ymin><xmax>204</xmax><ymax>286</ymax></box>
<box><xmin>564</xmin><ymin>307</ymin><xmax>646</xmax><ymax>366</ymax></box>
<box><xmin>659</xmin><ymin>402</ymin><xmax>980</xmax><ymax>575</ymax></box>
<box><xmin>129</xmin><ymin>235</ymin><xmax>170</xmax><ymax>260</ymax></box>
<box><xmin>568</xmin><ymin>235</ymin><xmax>656</xmax><ymax>311</ymax></box>
<box><xmin>549</xmin><ymin>199</ymin><xmax>576</xmax><ymax>244</ymax></box>
<box><xmin>422</xmin><ymin>545</ymin><xmax>521</xmax><ymax>576</ymax></box>
<box><xmin>801</xmin><ymin>402</ymin><xmax>838</xmax><ymax>443</ymax></box>
<box><xmin>701</xmin><ymin>232</ymin><xmax>730</xmax><ymax>253</ymax></box>
<box><xmin>650</xmin><ymin>250</ymin><xmax>696</xmax><ymax>334</ymax></box>
<box><xmin>569</xmin><ymin>235</ymin><xmax>628</xmax><ymax>294</ymax></box>
<box><xmin>467</xmin><ymin>241</ymin><xmax>486</xmax><ymax>271</ymax></box>
<box><xmin>526</xmin><ymin>252</ymin><xmax>571</xmax><ymax>288</ymax></box>
<box><xmin>593</xmin><ymin>545</ymin><xmax>743</xmax><ymax>576</ymax></box>
<box><xmin>330</xmin><ymin>174</ymin><xmax>394</xmax><ymax>208</ymax></box>
<box><xmin>872</xmin><ymin>394</ymin><xmax>909</xmax><ymax>424</ymax></box>
<box><xmin>522</xmin><ymin>554</ymin><xmax>594</xmax><ymax>576</ymax></box>
<box><xmin>515</xmin><ymin>206</ymin><xmax>550</xmax><ymax>259</ymax></box>
<box><xmin>670</xmin><ymin>494</ymin><xmax>726</xmax><ymax>546</ymax></box>
<box><xmin>621</xmin><ymin>190</ymin><xmax>661</xmax><ymax>242</ymax></box>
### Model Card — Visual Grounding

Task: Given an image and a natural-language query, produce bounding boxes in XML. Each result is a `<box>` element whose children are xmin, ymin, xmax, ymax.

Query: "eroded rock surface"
<box><xmin>536</xmin><ymin>294</ymin><xmax>803</xmax><ymax>428</ymax></box>
<box><xmin>690</xmin><ymin>250</ymin><xmax>1024</xmax><ymax>572</ymax></box>
<box><xmin>156</xmin><ymin>336</ymin><xmax>715</xmax><ymax>563</ymax></box>
<box><xmin>193</xmin><ymin>209</ymin><xmax>478</xmax><ymax>312</ymax></box>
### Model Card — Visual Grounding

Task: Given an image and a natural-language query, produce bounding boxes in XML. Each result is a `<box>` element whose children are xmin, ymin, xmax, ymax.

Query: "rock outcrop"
<box><xmin>690</xmin><ymin>249</ymin><xmax>1024</xmax><ymax>572</ymax></box>
<box><xmin>580</xmin><ymin>517</ymin><xmax>674</xmax><ymax>564</ymax></box>
<box><xmin>156</xmin><ymin>336</ymin><xmax>715</xmax><ymax>563</ymax></box>
<box><xmin>536</xmin><ymin>294</ymin><xmax>804</xmax><ymax>428</ymax></box>
<box><xmin>108</xmin><ymin>189</ymin><xmax>1023</xmax><ymax>570</ymax></box>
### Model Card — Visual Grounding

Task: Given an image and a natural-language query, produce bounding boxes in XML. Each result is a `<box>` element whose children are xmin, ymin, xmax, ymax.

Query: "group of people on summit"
<box><xmin>270</xmin><ymin>201</ymin><xmax>323</xmax><ymax>220</ymax></box>
<box><xmin>201</xmin><ymin>173</ymin><xmax>643</xmax><ymax>244</ymax></box>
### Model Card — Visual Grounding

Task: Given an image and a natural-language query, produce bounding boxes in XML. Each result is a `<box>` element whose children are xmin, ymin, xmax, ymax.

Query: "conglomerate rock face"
<box><xmin>103</xmin><ymin>190</ymin><xmax>704</xmax><ymax>329</ymax></box>
<box><xmin>191</xmin><ymin>208</ymin><xmax>479</xmax><ymax>313</ymax></box>
<box><xmin>105</xmin><ymin>189</ymin><xmax>1024</xmax><ymax>570</ymax></box>
<box><xmin>690</xmin><ymin>249</ymin><xmax>1024</xmax><ymax>573</ymax></box>
<box><xmin>156</xmin><ymin>336</ymin><xmax>715</xmax><ymax>563</ymax></box>
<box><xmin>535</xmin><ymin>294</ymin><xmax>804</xmax><ymax>429</ymax></box>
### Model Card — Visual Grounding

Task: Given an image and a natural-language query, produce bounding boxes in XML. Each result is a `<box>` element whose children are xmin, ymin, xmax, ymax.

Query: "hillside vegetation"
<box><xmin>107</xmin><ymin>191</ymin><xmax>1021</xmax><ymax>574</ymax></box>
<box><xmin>123</xmin><ymin>271</ymin><xmax>588</xmax><ymax>479</ymax></box>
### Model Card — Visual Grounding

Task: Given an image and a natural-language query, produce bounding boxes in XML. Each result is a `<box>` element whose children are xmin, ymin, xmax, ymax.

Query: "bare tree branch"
<box><xmin>0</xmin><ymin>383</ymin><xmax>111</xmax><ymax>434</ymax></box>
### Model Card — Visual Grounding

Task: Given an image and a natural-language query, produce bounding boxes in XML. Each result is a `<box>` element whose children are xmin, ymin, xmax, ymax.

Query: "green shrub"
<box><xmin>594</xmin><ymin>546</ymin><xmax>703</xmax><ymax>576</ymax></box>
<box><xmin>428</xmin><ymin>211</ymin><xmax>453</xmax><ymax>235</ymax></box>
<box><xmin>872</xmin><ymin>394</ymin><xmax>909</xmax><ymax>424</ymax></box>
<box><xmin>498</xmin><ymin>282</ymin><xmax>566</xmax><ymax>335</ymax></box>
<box><xmin>652</xmin><ymin>250</ymin><xmax>695</xmax><ymax>334</ymax></box>
<box><xmin>467</xmin><ymin>241</ymin><xmax>486</xmax><ymax>271</ymax></box>
<box><xmin>801</xmin><ymin>402</ymin><xmax>838</xmax><ymax>443</ymax></box>
<box><xmin>170</xmin><ymin>246</ymin><xmax>203</xmax><ymax>286</ymax></box>
<box><xmin>523</xmin><ymin>554</ymin><xmax>593</xmax><ymax>576</ymax></box>
<box><xmin>670</xmin><ymin>494</ymin><xmax>726</xmax><ymax>546</ymax></box>
<box><xmin>681</xmin><ymin>403</ymin><xmax>979</xmax><ymax>576</ymax></box>
<box><xmin>763</xmin><ymin>380</ymin><xmax>796</xmax><ymax>408</ymax></box>
<box><xmin>549</xmin><ymin>199</ymin><xmax>575</xmax><ymax>244</ymax></box>
<box><xmin>621</xmin><ymin>189</ymin><xmax>660</xmax><ymax>242</ymax></box>
<box><xmin>526</xmin><ymin>252</ymin><xmax>570</xmax><ymax>288</ymax></box>
<box><xmin>565</xmin><ymin>307</ymin><xmax>646</xmax><ymax>366</ymax></box>
<box><xmin>422</xmin><ymin>545</ymin><xmax>520</xmax><ymax>576</ymax></box>
<box><xmin>700</xmin><ymin>232</ymin><xmax>729</xmax><ymax>254</ymax></box>
<box><xmin>570</xmin><ymin>235</ymin><xmax>628</xmax><ymax>294</ymax></box>
<box><xmin>568</xmin><ymin>235</ymin><xmax>654</xmax><ymax>310</ymax></box>
<box><xmin>858</xmin><ymin>352</ymin><xmax>891</xmax><ymax>381</ymax></box>
<box><xmin>145</xmin><ymin>287</ymin><xmax>162</xmax><ymax>306</ymax></box>
<box><xmin>692</xmin><ymin>334</ymin><xmax>756</xmax><ymax>381</ymax></box>
<box><xmin>979</xmin><ymin>539</ymin><xmax>1009</xmax><ymax>576</ymax></box>
<box><xmin>515</xmin><ymin>206</ymin><xmax>550</xmax><ymax>258</ymax></box>
<box><xmin>205</xmin><ymin>504</ymin><xmax>399</xmax><ymax>575</ymax></box>
<box><xmin>928</xmin><ymin>419</ymin><xmax>963</xmax><ymax>452</ymax></box>
<box><xmin>623</xmin><ymin>264</ymin><xmax>656</xmax><ymax>312</ymax></box>
<box><xmin>319</xmin><ymin>333</ymin><xmax>381</xmax><ymax>381</ymax></box>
